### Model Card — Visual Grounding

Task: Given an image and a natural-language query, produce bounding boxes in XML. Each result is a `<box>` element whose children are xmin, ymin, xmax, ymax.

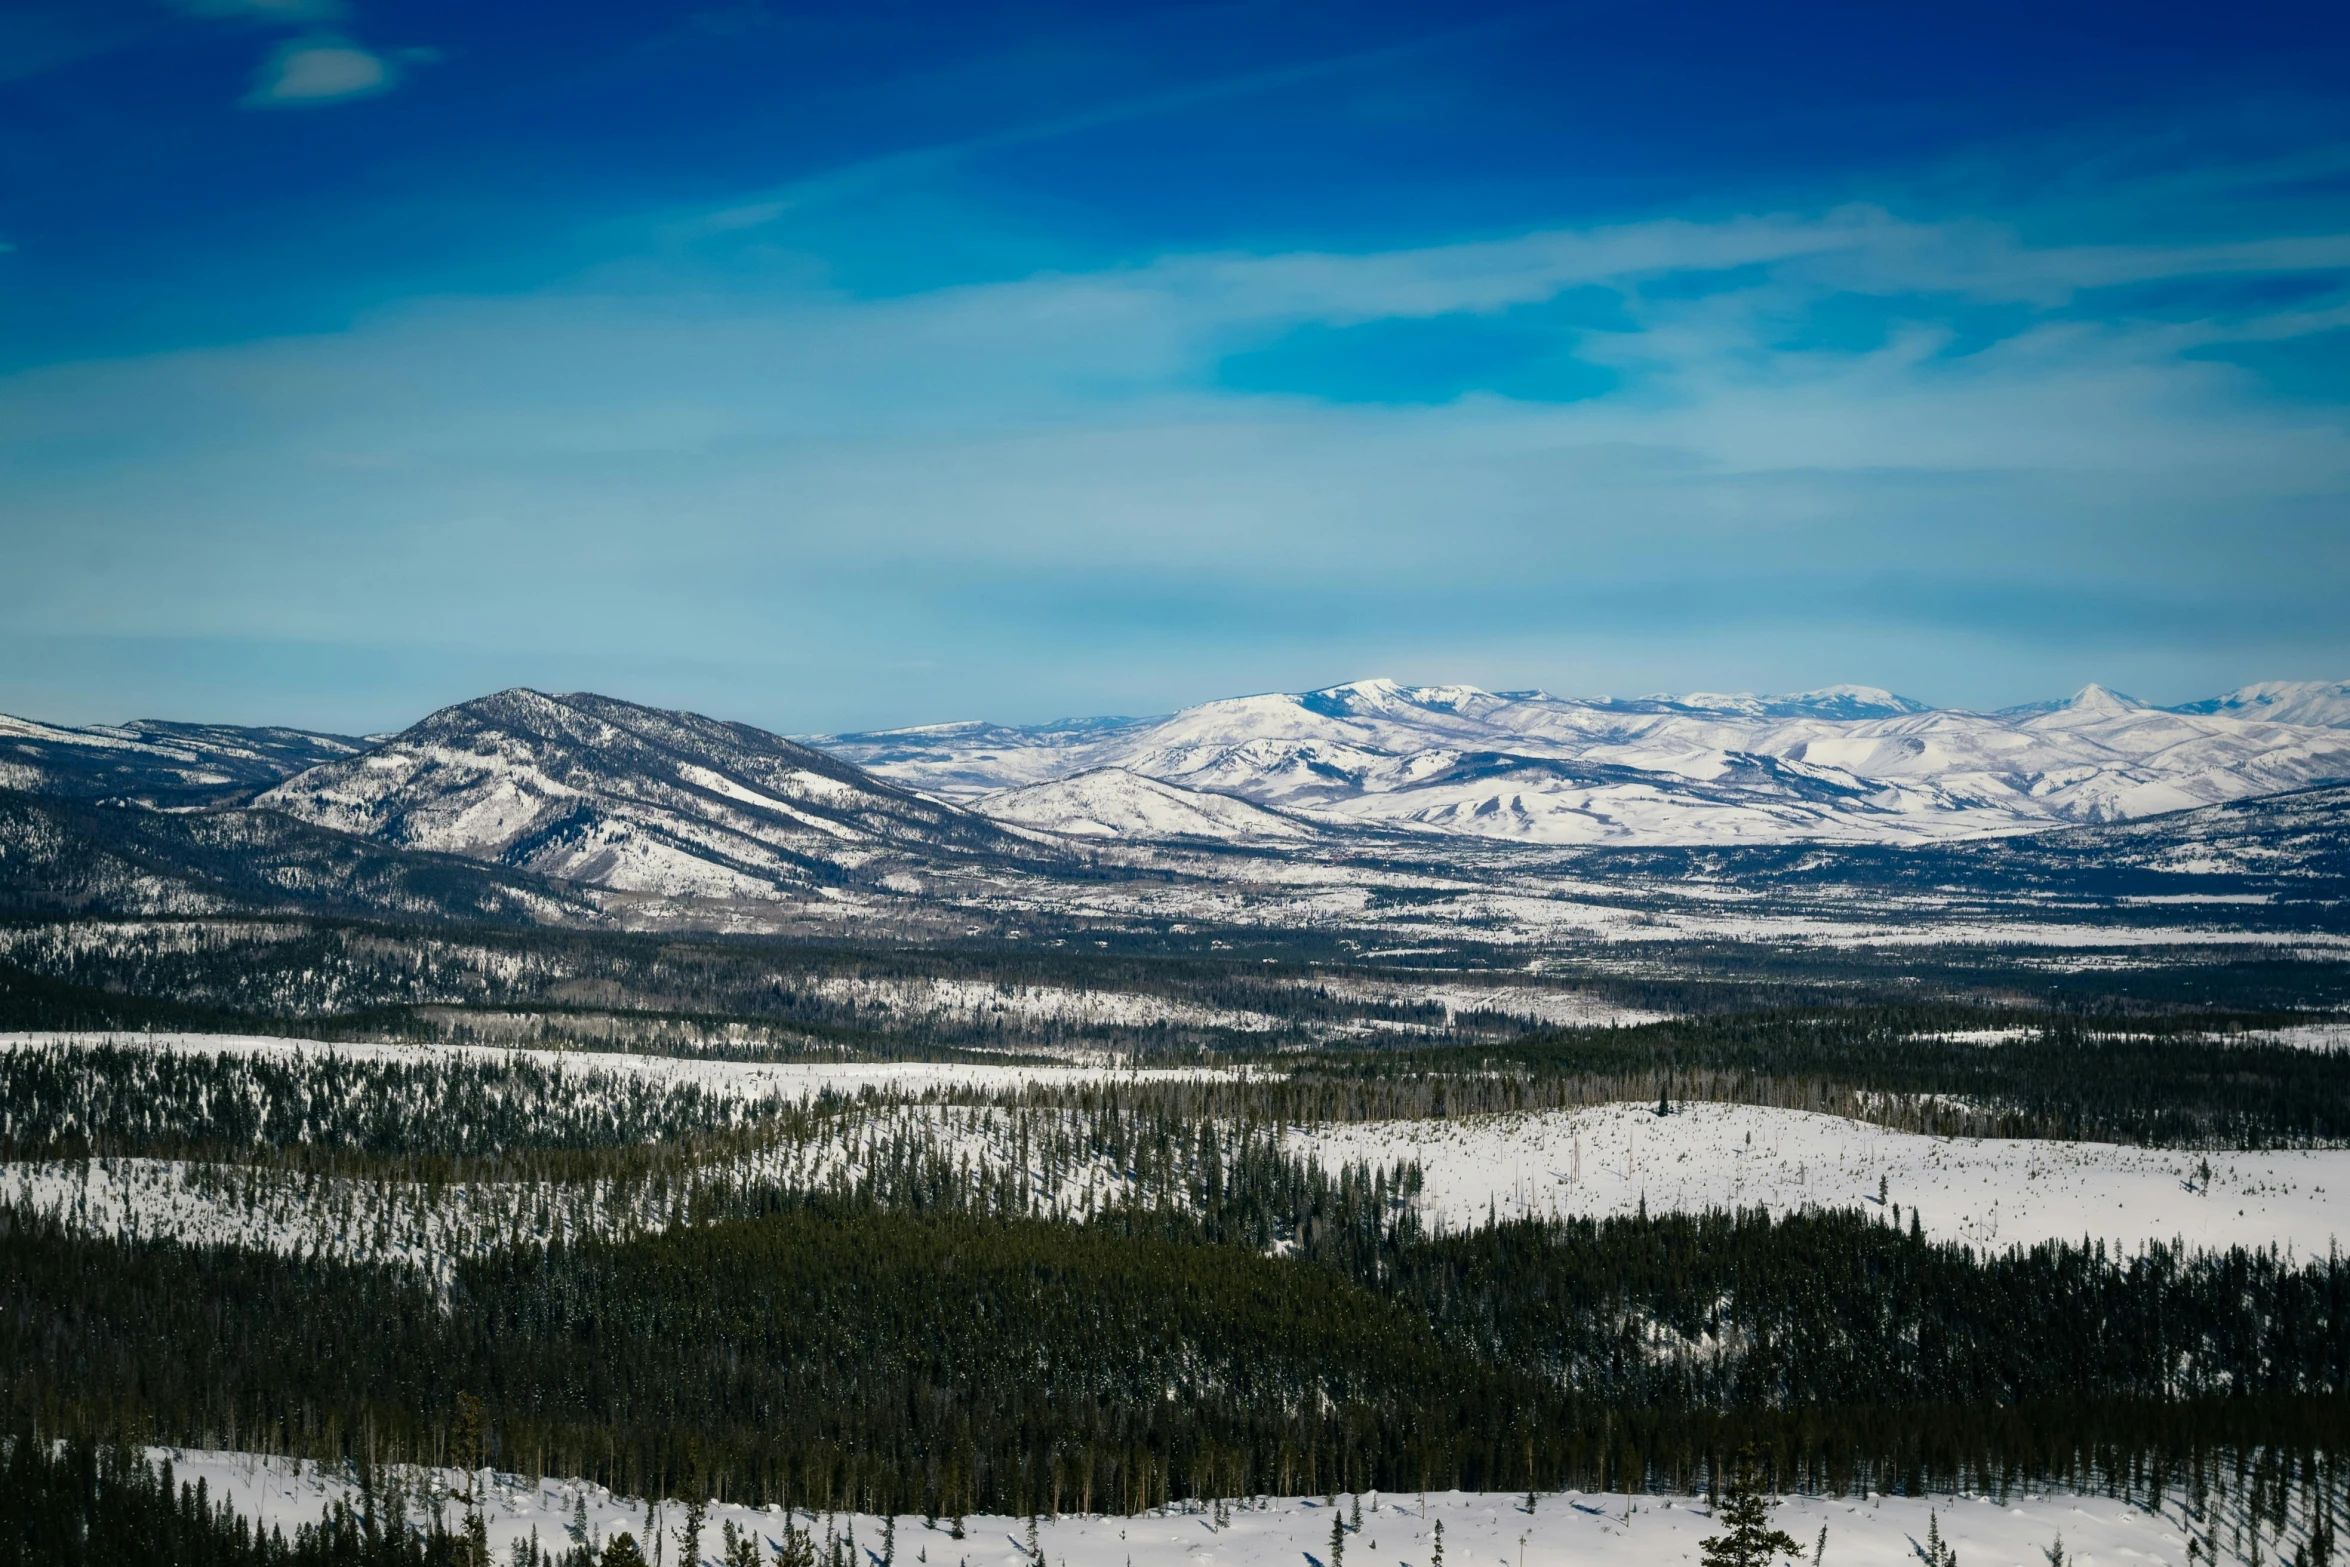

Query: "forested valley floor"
<box><xmin>3</xmin><ymin>911</ymin><xmax>2348</xmax><ymax>1566</ymax></box>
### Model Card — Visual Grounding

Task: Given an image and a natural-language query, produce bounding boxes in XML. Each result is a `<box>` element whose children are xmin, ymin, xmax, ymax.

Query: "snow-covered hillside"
<box><xmin>2175</xmin><ymin>680</ymin><xmax>2350</xmax><ymax>729</ymax></box>
<box><xmin>255</xmin><ymin>689</ymin><xmax>1059</xmax><ymax>900</ymax></box>
<box><xmin>818</xmin><ymin>677</ymin><xmax>2350</xmax><ymax>847</ymax></box>
<box><xmin>981</xmin><ymin>768</ymin><xmax>1323</xmax><ymax>842</ymax></box>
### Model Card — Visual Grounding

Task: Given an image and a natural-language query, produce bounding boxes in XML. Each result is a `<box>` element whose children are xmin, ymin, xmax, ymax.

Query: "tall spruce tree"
<box><xmin>1700</xmin><ymin>1452</ymin><xmax>1801</xmax><ymax>1567</ymax></box>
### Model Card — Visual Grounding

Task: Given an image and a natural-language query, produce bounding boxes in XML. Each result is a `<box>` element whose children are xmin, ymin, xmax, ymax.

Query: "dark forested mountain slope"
<box><xmin>0</xmin><ymin>788</ymin><xmax>600</xmax><ymax>925</ymax></box>
<box><xmin>256</xmin><ymin>689</ymin><xmax>1067</xmax><ymax>901</ymax></box>
<box><xmin>0</xmin><ymin>712</ymin><xmax>366</xmax><ymax>809</ymax></box>
<box><xmin>1571</xmin><ymin>782</ymin><xmax>2350</xmax><ymax>905</ymax></box>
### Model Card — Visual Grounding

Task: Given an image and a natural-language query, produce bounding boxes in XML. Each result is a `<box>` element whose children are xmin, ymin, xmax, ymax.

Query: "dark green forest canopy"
<box><xmin>6</xmin><ymin>1203</ymin><xmax>2349</xmax><ymax>1510</ymax></box>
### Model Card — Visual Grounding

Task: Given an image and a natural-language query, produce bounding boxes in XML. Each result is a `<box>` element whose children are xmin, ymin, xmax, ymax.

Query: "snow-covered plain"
<box><xmin>1296</xmin><ymin>1102</ymin><xmax>2350</xmax><ymax>1255</ymax></box>
<box><xmin>149</xmin><ymin>1452</ymin><xmax>2264</xmax><ymax>1567</ymax></box>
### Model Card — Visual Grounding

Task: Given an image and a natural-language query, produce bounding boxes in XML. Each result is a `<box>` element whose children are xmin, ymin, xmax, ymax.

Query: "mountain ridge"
<box><xmin>254</xmin><ymin>688</ymin><xmax>1064</xmax><ymax>904</ymax></box>
<box><xmin>818</xmin><ymin>675</ymin><xmax>2350</xmax><ymax>847</ymax></box>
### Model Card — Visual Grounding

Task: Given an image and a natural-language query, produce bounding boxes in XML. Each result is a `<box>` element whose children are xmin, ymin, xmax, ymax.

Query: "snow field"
<box><xmin>1295</xmin><ymin>1101</ymin><xmax>2350</xmax><ymax>1255</ymax></box>
<box><xmin>0</xmin><ymin>1030</ymin><xmax>1245</xmax><ymax>1098</ymax></box>
<box><xmin>152</xmin><ymin>1452</ymin><xmax>2246</xmax><ymax>1567</ymax></box>
<box><xmin>11</xmin><ymin>1035</ymin><xmax>2349</xmax><ymax>1265</ymax></box>
<box><xmin>0</xmin><ymin>1098</ymin><xmax>1162</xmax><ymax>1277</ymax></box>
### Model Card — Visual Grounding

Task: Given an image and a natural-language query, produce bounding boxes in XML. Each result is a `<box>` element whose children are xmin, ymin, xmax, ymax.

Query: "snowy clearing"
<box><xmin>1296</xmin><ymin>1101</ymin><xmax>2350</xmax><ymax>1255</ymax></box>
<box><xmin>2240</xmin><ymin>1023</ymin><xmax>2350</xmax><ymax>1053</ymax></box>
<box><xmin>0</xmin><ymin>1031</ymin><xmax>1241</xmax><ymax>1099</ymax></box>
<box><xmin>157</xmin><ymin>1451</ymin><xmax>2253</xmax><ymax>1567</ymax></box>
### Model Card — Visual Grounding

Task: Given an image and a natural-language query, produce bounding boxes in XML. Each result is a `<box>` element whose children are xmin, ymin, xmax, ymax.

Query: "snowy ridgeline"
<box><xmin>1298</xmin><ymin>1101</ymin><xmax>2350</xmax><ymax>1256</ymax></box>
<box><xmin>146</xmin><ymin>1451</ymin><xmax>2258</xmax><ymax>1567</ymax></box>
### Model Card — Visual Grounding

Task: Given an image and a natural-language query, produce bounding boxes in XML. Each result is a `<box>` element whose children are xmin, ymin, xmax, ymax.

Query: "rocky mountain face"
<box><xmin>254</xmin><ymin>689</ymin><xmax>1063</xmax><ymax>903</ymax></box>
<box><xmin>0</xmin><ymin>714</ymin><xmax>366</xmax><ymax>809</ymax></box>
<box><xmin>818</xmin><ymin>677</ymin><xmax>2350</xmax><ymax>847</ymax></box>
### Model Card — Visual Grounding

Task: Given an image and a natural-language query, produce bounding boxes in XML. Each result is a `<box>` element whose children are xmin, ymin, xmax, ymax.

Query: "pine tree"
<box><xmin>1699</xmin><ymin>1451</ymin><xmax>1801</xmax><ymax>1567</ymax></box>
<box><xmin>1331</xmin><ymin>1511</ymin><xmax>1346</xmax><ymax>1567</ymax></box>
<box><xmin>1432</xmin><ymin>1518</ymin><xmax>1444</xmax><ymax>1567</ymax></box>
<box><xmin>723</xmin><ymin>1521</ymin><xmax>765</xmax><ymax>1567</ymax></box>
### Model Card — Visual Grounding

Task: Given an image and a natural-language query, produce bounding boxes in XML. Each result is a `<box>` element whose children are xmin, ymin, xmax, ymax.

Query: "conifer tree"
<box><xmin>1700</xmin><ymin>1451</ymin><xmax>1801</xmax><ymax>1567</ymax></box>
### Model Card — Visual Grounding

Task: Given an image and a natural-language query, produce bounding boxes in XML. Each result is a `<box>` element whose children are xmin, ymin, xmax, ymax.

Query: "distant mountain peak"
<box><xmin>257</xmin><ymin>688</ymin><xmax>1056</xmax><ymax>901</ymax></box>
<box><xmin>2170</xmin><ymin>679</ymin><xmax>2350</xmax><ymax>728</ymax></box>
<box><xmin>2061</xmin><ymin>683</ymin><xmax>2148</xmax><ymax>714</ymax></box>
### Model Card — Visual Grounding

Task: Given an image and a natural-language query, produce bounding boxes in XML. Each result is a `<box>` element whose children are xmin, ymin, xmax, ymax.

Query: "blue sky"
<box><xmin>3</xmin><ymin>0</ymin><xmax>2348</xmax><ymax>734</ymax></box>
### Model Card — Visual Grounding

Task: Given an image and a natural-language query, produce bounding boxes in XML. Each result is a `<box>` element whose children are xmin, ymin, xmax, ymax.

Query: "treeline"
<box><xmin>0</xmin><ymin>1436</ymin><xmax>531</xmax><ymax>1567</ymax></box>
<box><xmin>0</xmin><ymin>1042</ymin><xmax>801</xmax><ymax>1163</ymax></box>
<box><xmin>8</xmin><ymin>1199</ymin><xmax>2350</xmax><ymax>1514</ymax></box>
<box><xmin>1277</xmin><ymin>1008</ymin><xmax>2350</xmax><ymax>1146</ymax></box>
<box><xmin>0</xmin><ymin>918</ymin><xmax>1445</xmax><ymax>1051</ymax></box>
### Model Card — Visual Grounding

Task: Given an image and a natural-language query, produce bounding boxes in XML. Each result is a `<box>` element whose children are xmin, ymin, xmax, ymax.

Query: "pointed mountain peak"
<box><xmin>2062</xmin><ymin>683</ymin><xmax>2147</xmax><ymax>714</ymax></box>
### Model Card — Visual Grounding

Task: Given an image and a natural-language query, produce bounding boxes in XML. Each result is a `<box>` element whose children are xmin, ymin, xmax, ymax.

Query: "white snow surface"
<box><xmin>819</xmin><ymin>676</ymin><xmax>2350</xmax><ymax>847</ymax></box>
<box><xmin>1295</xmin><ymin>1102</ymin><xmax>2350</xmax><ymax>1255</ymax></box>
<box><xmin>0</xmin><ymin>1030</ymin><xmax>1235</xmax><ymax>1097</ymax></box>
<box><xmin>16</xmin><ymin>1036</ymin><xmax>2348</xmax><ymax>1262</ymax></box>
<box><xmin>2177</xmin><ymin>680</ymin><xmax>2350</xmax><ymax>729</ymax></box>
<box><xmin>982</xmin><ymin>769</ymin><xmax>1321</xmax><ymax>841</ymax></box>
<box><xmin>148</xmin><ymin>1454</ymin><xmax>2256</xmax><ymax>1567</ymax></box>
<box><xmin>2238</xmin><ymin>1023</ymin><xmax>2350</xmax><ymax>1053</ymax></box>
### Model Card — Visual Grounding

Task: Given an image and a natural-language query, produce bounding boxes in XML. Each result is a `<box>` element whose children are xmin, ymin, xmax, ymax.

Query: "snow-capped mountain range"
<box><xmin>4</xmin><ymin>677</ymin><xmax>2347</xmax><ymax>909</ymax></box>
<box><xmin>816</xmin><ymin>677</ymin><xmax>2350</xmax><ymax>847</ymax></box>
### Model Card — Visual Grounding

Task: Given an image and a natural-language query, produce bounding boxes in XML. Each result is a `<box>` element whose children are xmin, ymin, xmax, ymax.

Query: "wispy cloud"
<box><xmin>672</xmin><ymin>13</ymin><xmax>1551</xmax><ymax>242</ymax></box>
<box><xmin>243</xmin><ymin>35</ymin><xmax>395</xmax><ymax>105</ymax></box>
